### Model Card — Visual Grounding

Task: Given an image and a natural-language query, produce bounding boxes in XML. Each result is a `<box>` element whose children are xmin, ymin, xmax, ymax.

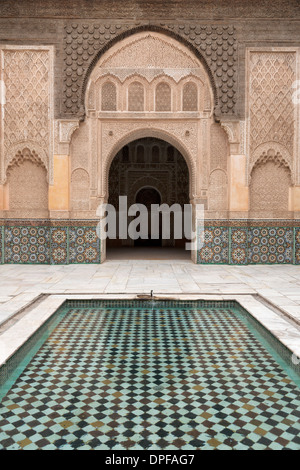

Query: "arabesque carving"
<box><xmin>248</xmin><ymin>51</ymin><xmax>296</xmax><ymax>161</ymax></box>
<box><xmin>62</xmin><ymin>23</ymin><xmax>237</xmax><ymax>118</ymax></box>
<box><xmin>1</xmin><ymin>46</ymin><xmax>53</xmax><ymax>184</ymax></box>
<box><xmin>100</xmin><ymin>120</ymin><xmax>199</xmax><ymax>200</ymax></box>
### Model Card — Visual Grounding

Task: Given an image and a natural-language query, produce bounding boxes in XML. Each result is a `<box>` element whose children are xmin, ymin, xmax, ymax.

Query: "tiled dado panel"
<box><xmin>0</xmin><ymin>222</ymin><xmax>100</xmax><ymax>265</ymax></box>
<box><xmin>0</xmin><ymin>220</ymin><xmax>299</xmax><ymax>265</ymax></box>
<box><xmin>295</xmin><ymin>228</ymin><xmax>300</xmax><ymax>265</ymax></box>
<box><xmin>4</xmin><ymin>226</ymin><xmax>51</xmax><ymax>264</ymax></box>
<box><xmin>197</xmin><ymin>226</ymin><xmax>229</xmax><ymax>264</ymax></box>
<box><xmin>230</xmin><ymin>227</ymin><xmax>249</xmax><ymax>265</ymax></box>
<box><xmin>198</xmin><ymin>222</ymin><xmax>300</xmax><ymax>265</ymax></box>
<box><xmin>69</xmin><ymin>227</ymin><xmax>100</xmax><ymax>264</ymax></box>
<box><xmin>248</xmin><ymin>227</ymin><xmax>293</xmax><ymax>265</ymax></box>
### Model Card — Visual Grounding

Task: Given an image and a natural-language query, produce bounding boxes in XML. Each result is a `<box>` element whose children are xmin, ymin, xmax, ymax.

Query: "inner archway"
<box><xmin>135</xmin><ymin>187</ymin><xmax>161</xmax><ymax>247</ymax></box>
<box><xmin>106</xmin><ymin>137</ymin><xmax>190</xmax><ymax>260</ymax></box>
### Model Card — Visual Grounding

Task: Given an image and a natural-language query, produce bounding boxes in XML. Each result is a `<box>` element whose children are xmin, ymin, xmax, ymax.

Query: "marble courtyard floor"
<box><xmin>0</xmin><ymin>256</ymin><xmax>300</xmax><ymax>363</ymax></box>
<box><xmin>0</xmin><ymin>256</ymin><xmax>300</xmax><ymax>451</ymax></box>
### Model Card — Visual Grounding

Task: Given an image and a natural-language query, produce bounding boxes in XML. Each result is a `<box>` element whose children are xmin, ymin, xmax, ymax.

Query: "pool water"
<box><xmin>0</xmin><ymin>301</ymin><xmax>299</xmax><ymax>450</ymax></box>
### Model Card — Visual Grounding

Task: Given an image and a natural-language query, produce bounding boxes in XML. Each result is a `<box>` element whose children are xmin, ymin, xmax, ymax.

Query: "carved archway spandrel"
<box><xmin>100</xmin><ymin>121</ymin><xmax>198</xmax><ymax>201</ymax></box>
<box><xmin>62</xmin><ymin>24</ymin><xmax>238</xmax><ymax>119</ymax></box>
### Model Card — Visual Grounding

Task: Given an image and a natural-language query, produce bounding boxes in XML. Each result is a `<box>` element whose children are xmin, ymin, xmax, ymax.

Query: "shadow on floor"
<box><xmin>106</xmin><ymin>247</ymin><xmax>191</xmax><ymax>260</ymax></box>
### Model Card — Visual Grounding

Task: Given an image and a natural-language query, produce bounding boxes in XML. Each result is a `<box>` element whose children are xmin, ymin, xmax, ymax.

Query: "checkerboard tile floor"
<box><xmin>0</xmin><ymin>306</ymin><xmax>299</xmax><ymax>450</ymax></box>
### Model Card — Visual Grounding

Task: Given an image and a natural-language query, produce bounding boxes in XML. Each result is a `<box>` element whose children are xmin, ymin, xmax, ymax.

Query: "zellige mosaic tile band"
<box><xmin>0</xmin><ymin>220</ymin><xmax>299</xmax><ymax>265</ymax></box>
<box><xmin>0</xmin><ymin>222</ymin><xmax>101</xmax><ymax>265</ymax></box>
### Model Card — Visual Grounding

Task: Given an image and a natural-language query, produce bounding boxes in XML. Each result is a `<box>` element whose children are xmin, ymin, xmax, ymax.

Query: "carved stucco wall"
<box><xmin>67</xmin><ymin>31</ymin><xmax>224</xmax><ymax>212</ymax></box>
<box><xmin>6</xmin><ymin>149</ymin><xmax>48</xmax><ymax>215</ymax></box>
<box><xmin>0</xmin><ymin>46</ymin><xmax>54</xmax><ymax>186</ymax></box>
<box><xmin>1</xmin><ymin>31</ymin><xmax>298</xmax><ymax>220</ymax></box>
<box><xmin>247</xmin><ymin>49</ymin><xmax>299</xmax><ymax>205</ymax></box>
<box><xmin>250</xmin><ymin>157</ymin><xmax>292</xmax><ymax>214</ymax></box>
<box><xmin>71</xmin><ymin>168</ymin><xmax>90</xmax><ymax>211</ymax></box>
<box><xmin>208</xmin><ymin>169</ymin><xmax>228</xmax><ymax>211</ymax></box>
<box><xmin>62</xmin><ymin>23</ymin><xmax>238</xmax><ymax>119</ymax></box>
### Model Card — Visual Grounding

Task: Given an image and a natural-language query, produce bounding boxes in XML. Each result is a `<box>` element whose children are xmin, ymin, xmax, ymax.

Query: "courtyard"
<box><xmin>0</xmin><ymin>261</ymin><xmax>299</xmax><ymax>450</ymax></box>
<box><xmin>0</xmin><ymin>261</ymin><xmax>299</xmax><ymax>363</ymax></box>
<box><xmin>0</xmin><ymin>0</ymin><xmax>299</xmax><ymax>452</ymax></box>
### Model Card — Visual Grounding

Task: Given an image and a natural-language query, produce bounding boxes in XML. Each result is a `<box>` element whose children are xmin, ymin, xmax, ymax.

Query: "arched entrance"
<box><xmin>67</xmin><ymin>29</ymin><xmax>228</xmax><ymax>263</ymax></box>
<box><xmin>106</xmin><ymin>137</ymin><xmax>190</xmax><ymax>260</ymax></box>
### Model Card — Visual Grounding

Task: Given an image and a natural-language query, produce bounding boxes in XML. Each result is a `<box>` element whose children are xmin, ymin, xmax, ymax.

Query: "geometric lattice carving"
<box><xmin>251</xmin><ymin>149</ymin><xmax>290</xmax><ymax>173</ymax></box>
<box><xmin>250</xmin><ymin>158</ymin><xmax>291</xmax><ymax>212</ymax></box>
<box><xmin>7</xmin><ymin>158</ymin><xmax>48</xmax><ymax>212</ymax></box>
<box><xmin>2</xmin><ymin>47</ymin><xmax>53</xmax><ymax>183</ymax></box>
<box><xmin>101</xmin><ymin>81</ymin><xmax>117</xmax><ymax>111</ymax></box>
<box><xmin>155</xmin><ymin>82</ymin><xmax>171</xmax><ymax>111</ymax></box>
<box><xmin>208</xmin><ymin>169</ymin><xmax>228</xmax><ymax>211</ymax></box>
<box><xmin>210</xmin><ymin>123</ymin><xmax>229</xmax><ymax>171</ymax></box>
<box><xmin>71</xmin><ymin>168</ymin><xmax>90</xmax><ymax>211</ymax></box>
<box><xmin>182</xmin><ymin>82</ymin><xmax>198</xmax><ymax>111</ymax></box>
<box><xmin>128</xmin><ymin>82</ymin><xmax>144</xmax><ymax>111</ymax></box>
<box><xmin>248</xmin><ymin>51</ymin><xmax>296</xmax><ymax>162</ymax></box>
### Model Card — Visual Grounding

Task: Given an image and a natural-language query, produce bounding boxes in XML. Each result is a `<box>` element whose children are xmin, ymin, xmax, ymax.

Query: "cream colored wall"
<box><xmin>290</xmin><ymin>186</ymin><xmax>300</xmax><ymax>212</ymax></box>
<box><xmin>48</xmin><ymin>155</ymin><xmax>70</xmax><ymax>212</ymax></box>
<box><xmin>0</xmin><ymin>185</ymin><xmax>7</xmax><ymax>211</ymax></box>
<box><xmin>228</xmin><ymin>154</ymin><xmax>249</xmax><ymax>212</ymax></box>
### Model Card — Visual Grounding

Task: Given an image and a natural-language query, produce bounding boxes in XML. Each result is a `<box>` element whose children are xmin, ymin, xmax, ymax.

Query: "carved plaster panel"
<box><xmin>100</xmin><ymin>119</ymin><xmax>199</xmax><ymax>200</ymax></box>
<box><xmin>0</xmin><ymin>46</ymin><xmax>54</xmax><ymax>184</ymax></box>
<box><xmin>99</xmin><ymin>33</ymin><xmax>199</xmax><ymax>69</ymax></box>
<box><xmin>246</xmin><ymin>49</ymin><xmax>298</xmax><ymax>184</ymax></box>
<box><xmin>59</xmin><ymin>119</ymin><xmax>80</xmax><ymax>143</ymax></box>
<box><xmin>62</xmin><ymin>23</ymin><xmax>238</xmax><ymax>118</ymax></box>
<box><xmin>250</xmin><ymin>144</ymin><xmax>292</xmax><ymax>181</ymax></box>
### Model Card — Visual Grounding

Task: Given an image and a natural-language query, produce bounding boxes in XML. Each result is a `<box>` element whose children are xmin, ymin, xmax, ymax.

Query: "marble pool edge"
<box><xmin>0</xmin><ymin>293</ymin><xmax>299</xmax><ymax>372</ymax></box>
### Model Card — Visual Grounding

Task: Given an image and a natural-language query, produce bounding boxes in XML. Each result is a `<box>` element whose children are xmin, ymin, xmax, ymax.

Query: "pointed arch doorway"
<box><xmin>106</xmin><ymin>137</ymin><xmax>191</xmax><ymax>260</ymax></box>
<box><xmin>72</xmin><ymin>29</ymin><xmax>218</xmax><ymax>263</ymax></box>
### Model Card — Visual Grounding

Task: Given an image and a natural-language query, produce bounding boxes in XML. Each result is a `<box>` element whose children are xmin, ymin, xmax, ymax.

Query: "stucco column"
<box><xmin>190</xmin><ymin>198</ymin><xmax>205</xmax><ymax>264</ymax></box>
<box><xmin>0</xmin><ymin>184</ymin><xmax>9</xmax><ymax>210</ymax></box>
<box><xmin>290</xmin><ymin>186</ymin><xmax>300</xmax><ymax>212</ymax></box>
<box><xmin>0</xmin><ymin>185</ymin><xmax>4</xmax><ymax>210</ymax></box>
<box><xmin>228</xmin><ymin>154</ymin><xmax>249</xmax><ymax>212</ymax></box>
<box><xmin>219</xmin><ymin>121</ymin><xmax>249</xmax><ymax>213</ymax></box>
<box><xmin>49</xmin><ymin>154</ymin><xmax>70</xmax><ymax>214</ymax></box>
